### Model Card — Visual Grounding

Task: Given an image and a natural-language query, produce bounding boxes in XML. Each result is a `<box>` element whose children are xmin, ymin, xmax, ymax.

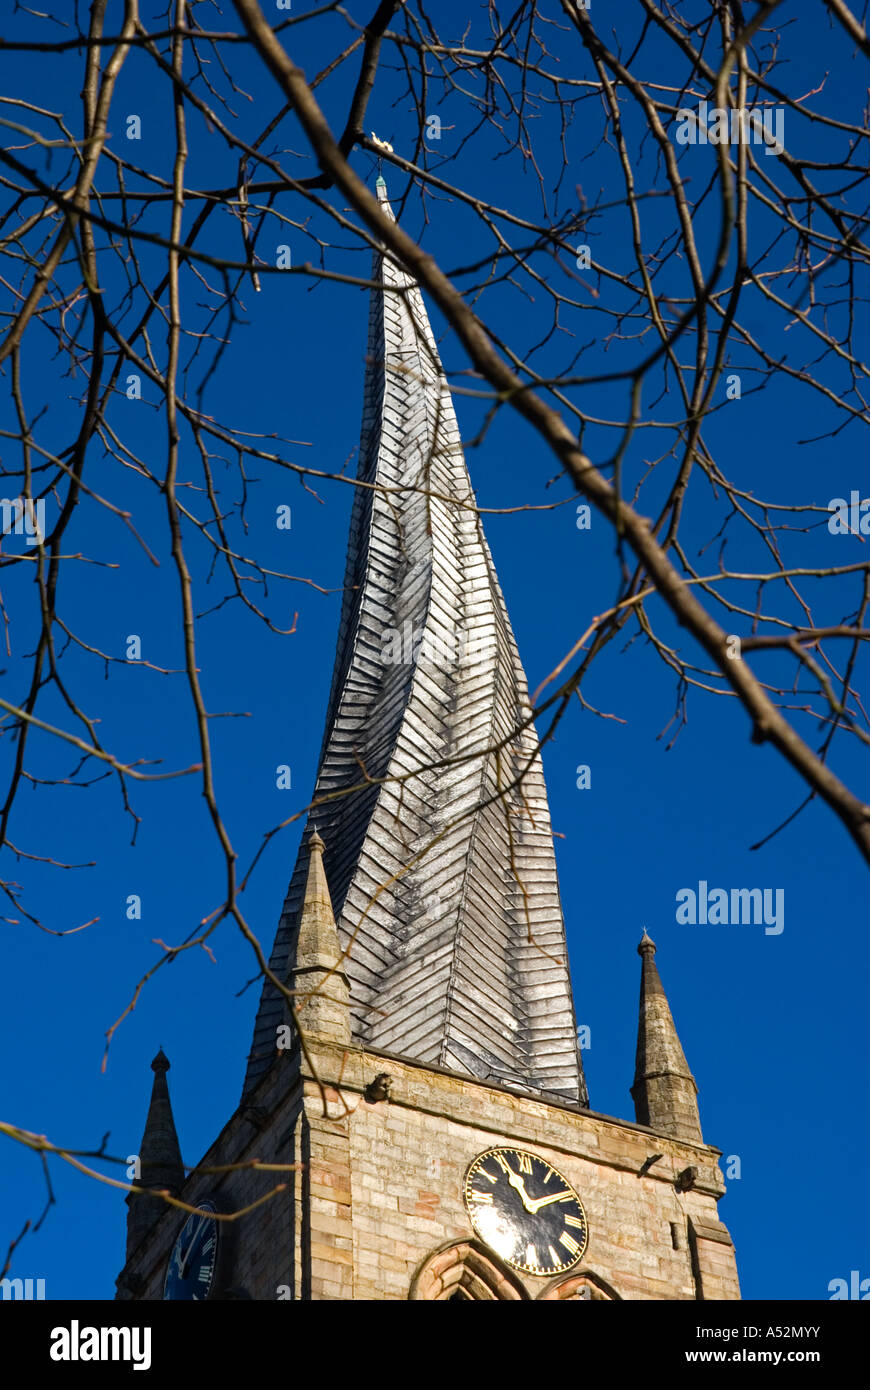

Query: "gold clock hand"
<box><xmin>527</xmin><ymin>1189</ymin><xmax>574</xmax><ymax>1214</ymax></box>
<box><xmin>504</xmin><ymin>1169</ymin><xmax>536</xmax><ymax>1214</ymax></box>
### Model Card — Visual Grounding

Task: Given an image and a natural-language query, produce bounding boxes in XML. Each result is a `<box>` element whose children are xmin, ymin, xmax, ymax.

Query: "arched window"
<box><xmin>409</xmin><ymin>1239</ymin><xmax>529</xmax><ymax>1301</ymax></box>
<box><xmin>536</xmin><ymin>1270</ymin><xmax>620</xmax><ymax>1301</ymax></box>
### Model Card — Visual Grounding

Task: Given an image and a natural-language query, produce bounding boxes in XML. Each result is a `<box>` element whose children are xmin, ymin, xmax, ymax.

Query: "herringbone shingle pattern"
<box><xmin>244</xmin><ymin>183</ymin><xmax>586</xmax><ymax>1105</ymax></box>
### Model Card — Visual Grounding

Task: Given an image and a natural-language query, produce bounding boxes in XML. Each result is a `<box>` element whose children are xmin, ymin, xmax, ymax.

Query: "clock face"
<box><xmin>163</xmin><ymin>1202</ymin><xmax>219</xmax><ymax>1301</ymax></box>
<box><xmin>464</xmin><ymin>1147</ymin><xmax>588</xmax><ymax>1276</ymax></box>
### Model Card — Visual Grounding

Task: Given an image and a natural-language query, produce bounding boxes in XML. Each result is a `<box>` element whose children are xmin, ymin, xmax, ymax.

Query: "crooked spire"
<box><xmin>631</xmin><ymin>932</ymin><xmax>703</xmax><ymax>1144</ymax></box>
<box><xmin>126</xmin><ymin>1049</ymin><xmax>185</xmax><ymax>1258</ymax></box>
<box><xmin>244</xmin><ymin>178</ymin><xmax>586</xmax><ymax>1105</ymax></box>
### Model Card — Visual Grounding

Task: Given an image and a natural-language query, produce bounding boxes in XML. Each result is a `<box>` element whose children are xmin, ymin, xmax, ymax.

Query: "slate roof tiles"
<box><xmin>243</xmin><ymin>182</ymin><xmax>586</xmax><ymax>1106</ymax></box>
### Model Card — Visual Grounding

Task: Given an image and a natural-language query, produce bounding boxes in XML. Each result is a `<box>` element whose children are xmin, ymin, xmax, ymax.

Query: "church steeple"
<box><xmin>125</xmin><ymin>1049</ymin><xmax>185</xmax><ymax>1259</ymax></box>
<box><xmin>631</xmin><ymin>931</ymin><xmax>703</xmax><ymax>1144</ymax></box>
<box><xmin>115</xmin><ymin>176</ymin><xmax>741</xmax><ymax>1307</ymax></box>
<box><xmin>245</xmin><ymin>176</ymin><xmax>586</xmax><ymax>1105</ymax></box>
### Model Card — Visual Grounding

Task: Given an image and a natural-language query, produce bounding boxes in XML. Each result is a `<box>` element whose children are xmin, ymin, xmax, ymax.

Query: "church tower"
<box><xmin>116</xmin><ymin>179</ymin><xmax>740</xmax><ymax>1302</ymax></box>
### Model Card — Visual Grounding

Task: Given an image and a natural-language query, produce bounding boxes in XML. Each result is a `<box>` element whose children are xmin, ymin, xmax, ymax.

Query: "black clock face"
<box><xmin>163</xmin><ymin>1202</ymin><xmax>219</xmax><ymax>1301</ymax></box>
<box><xmin>464</xmin><ymin>1147</ymin><xmax>588</xmax><ymax>1276</ymax></box>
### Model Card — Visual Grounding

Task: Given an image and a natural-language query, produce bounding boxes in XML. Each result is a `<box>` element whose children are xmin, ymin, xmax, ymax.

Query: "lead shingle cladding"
<box><xmin>244</xmin><ymin>181</ymin><xmax>587</xmax><ymax>1105</ymax></box>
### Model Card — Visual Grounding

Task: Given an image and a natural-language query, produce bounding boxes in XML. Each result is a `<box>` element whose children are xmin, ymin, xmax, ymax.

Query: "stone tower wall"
<box><xmin>117</xmin><ymin>1038</ymin><xmax>739</xmax><ymax>1301</ymax></box>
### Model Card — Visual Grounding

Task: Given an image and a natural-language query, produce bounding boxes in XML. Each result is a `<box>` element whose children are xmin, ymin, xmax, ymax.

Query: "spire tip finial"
<box><xmin>638</xmin><ymin>927</ymin><xmax>656</xmax><ymax>955</ymax></box>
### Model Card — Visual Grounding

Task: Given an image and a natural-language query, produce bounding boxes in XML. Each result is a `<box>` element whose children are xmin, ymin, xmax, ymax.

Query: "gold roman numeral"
<box><xmin>494</xmin><ymin>1152</ymin><xmax>512</xmax><ymax>1175</ymax></box>
<box><xmin>565</xmin><ymin>1214</ymin><xmax>585</xmax><ymax>1230</ymax></box>
<box><xmin>470</xmin><ymin>1190</ymin><xmax>493</xmax><ymax>1204</ymax></box>
<box><xmin>518</xmin><ymin>1153</ymin><xmax>533</xmax><ymax>1175</ymax></box>
<box><xmin>559</xmin><ymin>1231</ymin><xmax>581</xmax><ymax>1256</ymax></box>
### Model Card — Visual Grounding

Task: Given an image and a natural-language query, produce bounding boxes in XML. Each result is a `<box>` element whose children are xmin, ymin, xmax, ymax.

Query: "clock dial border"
<box><xmin>463</xmin><ymin>1146</ymin><xmax>589</xmax><ymax>1277</ymax></box>
<box><xmin>163</xmin><ymin>1199</ymin><xmax>221</xmax><ymax>1302</ymax></box>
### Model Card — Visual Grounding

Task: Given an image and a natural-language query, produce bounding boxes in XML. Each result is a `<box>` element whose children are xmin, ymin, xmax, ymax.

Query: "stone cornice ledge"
<box><xmin>301</xmin><ymin>1039</ymin><xmax>727</xmax><ymax>1198</ymax></box>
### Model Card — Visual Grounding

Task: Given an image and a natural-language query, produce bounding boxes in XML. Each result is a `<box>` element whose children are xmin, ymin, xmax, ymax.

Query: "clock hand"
<box><xmin>527</xmin><ymin>1189</ymin><xmax>574</xmax><ymax>1214</ymax></box>
<box><xmin>179</xmin><ymin>1215</ymin><xmax>207</xmax><ymax>1277</ymax></box>
<box><xmin>504</xmin><ymin>1169</ymin><xmax>536</xmax><ymax>1214</ymax></box>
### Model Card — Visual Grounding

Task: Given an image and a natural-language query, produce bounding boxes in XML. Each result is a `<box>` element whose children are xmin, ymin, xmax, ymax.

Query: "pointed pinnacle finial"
<box><xmin>632</xmin><ymin>929</ymin><xmax>702</xmax><ymax>1143</ymax></box>
<box><xmin>292</xmin><ymin>827</ymin><xmax>350</xmax><ymax>1044</ymax></box>
<box><xmin>127</xmin><ymin>1045</ymin><xmax>185</xmax><ymax>1258</ymax></box>
<box><xmin>300</xmin><ymin>827</ymin><xmax>332</xmax><ymax>915</ymax></box>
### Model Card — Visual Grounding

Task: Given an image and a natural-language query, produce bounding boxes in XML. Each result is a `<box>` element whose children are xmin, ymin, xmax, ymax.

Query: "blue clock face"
<box><xmin>163</xmin><ymin>1202</ymin><xmax>219</xmax><ymax>1301</ymax></box>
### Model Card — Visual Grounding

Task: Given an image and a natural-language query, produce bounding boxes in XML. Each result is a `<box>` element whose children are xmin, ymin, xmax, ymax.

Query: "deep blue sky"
<box><xmin>1</xmin><ymin>1</ymin><xmax>867</xmax><ymax>1301</ymax></box>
